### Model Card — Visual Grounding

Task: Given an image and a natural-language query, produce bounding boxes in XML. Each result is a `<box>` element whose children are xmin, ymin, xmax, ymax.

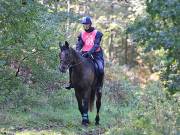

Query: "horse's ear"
<box><xmin>59</xmin><ymin>42</ymin><xmax>62</xmax><ymax>50</ymax></box>
<box><xmin>65</xmin><ymin>41</ymin><xmax>69</xmax><ymax>48</ymax></box>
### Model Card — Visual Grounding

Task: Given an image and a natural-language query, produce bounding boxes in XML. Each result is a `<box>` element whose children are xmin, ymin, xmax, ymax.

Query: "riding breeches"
<box><xmin>94</xmin><ymin>56</ymin><xmax>104</xmax><ymax>75</ymax></box>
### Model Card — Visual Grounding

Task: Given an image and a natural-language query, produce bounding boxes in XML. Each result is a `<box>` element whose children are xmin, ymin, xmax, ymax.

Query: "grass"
<box><xmin>0</xmin><ymin>103</ymin><xmax>119</xmax><ymax>134</ymax></box>
<box><xmin>0</xmin><ymin>85</ymin><xmax>131</xmax><ymax>135</ymax></box>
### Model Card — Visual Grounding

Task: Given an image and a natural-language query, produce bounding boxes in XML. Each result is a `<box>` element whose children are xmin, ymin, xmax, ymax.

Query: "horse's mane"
<box><xmin>69</xmin><ymin>47</ymin><xmax>85</xmax><ymax>63</ymax></box>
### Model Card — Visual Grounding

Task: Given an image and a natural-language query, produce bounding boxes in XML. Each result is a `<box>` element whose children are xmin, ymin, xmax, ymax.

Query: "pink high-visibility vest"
<box><xmin>81</xmin><ymin>30</ymin><xmax>100</xmax><ymax>52</ymax></box>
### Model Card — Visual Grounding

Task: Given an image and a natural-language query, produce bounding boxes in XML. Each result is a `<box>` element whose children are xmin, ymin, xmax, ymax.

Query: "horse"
<box><xmin>59</xmin><ymin>41</ymin><xmax>103</xmax><ymax>126</ymax></box>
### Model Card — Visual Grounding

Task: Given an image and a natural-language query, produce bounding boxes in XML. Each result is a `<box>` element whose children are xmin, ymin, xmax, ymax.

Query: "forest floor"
<box><xmin>0</xmin><ymin>81</ymin><xmax>130</xmax><ymax>135</ymax></box>
<box><xmin>0</xmin><ymin>92</ymin><xmax>130</xmax><ymax>135</ymax></box>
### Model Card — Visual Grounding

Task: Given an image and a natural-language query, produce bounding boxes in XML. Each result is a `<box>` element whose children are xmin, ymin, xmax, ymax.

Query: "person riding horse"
<box><xmin>65</xmin><ymin>16</ymin><xmax>104</xmax><ymax>91</ymax></box>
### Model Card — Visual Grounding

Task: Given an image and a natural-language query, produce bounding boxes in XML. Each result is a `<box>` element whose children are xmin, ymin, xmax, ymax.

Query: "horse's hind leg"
<box><xmin>95</xmin><ymin>90</ymin><xmax>102</xmax><ymax>125</ymax></box>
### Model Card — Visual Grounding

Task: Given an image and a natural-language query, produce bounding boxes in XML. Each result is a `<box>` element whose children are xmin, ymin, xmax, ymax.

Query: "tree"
<box><xmin>128</xmin><ymin>0</ymin><xmax>180</xmax><ymax>93</ymax></box>
<box><xmin>0</xmin><ymin>0</ymin><xmax>70</xmax><ymax>106</ymax></box>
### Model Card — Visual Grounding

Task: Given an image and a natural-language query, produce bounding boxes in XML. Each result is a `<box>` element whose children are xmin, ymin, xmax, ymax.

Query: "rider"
<box><xmin>65</xmin><ymin>16</ymin><xmax>104</xmax><ymax>90</ymax></box>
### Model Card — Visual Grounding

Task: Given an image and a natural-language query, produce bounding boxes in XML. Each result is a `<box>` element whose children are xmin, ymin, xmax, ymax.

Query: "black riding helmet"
<box><xmin>81</xmin><ymin>16</ymin><xmax>92</xmax><ymax>25</ymax></box>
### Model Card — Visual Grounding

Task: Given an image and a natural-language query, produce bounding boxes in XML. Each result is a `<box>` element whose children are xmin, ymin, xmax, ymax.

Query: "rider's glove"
<box><xmin>82</xmin><ymin>51</ymin><xmax>92</xmax><ymax>58</ymax></box>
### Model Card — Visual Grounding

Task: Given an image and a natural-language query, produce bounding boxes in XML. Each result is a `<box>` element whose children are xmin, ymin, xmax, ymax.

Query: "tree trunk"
<box><xmin>130</xmin><ymin>41</ymin><xmax>135</xmax><ymax>67</ymax></box>
<box><xmin>54</xmin><ymin>0</ymin><xmax>58</xmax><ymax>13</ymax></box>
<box><xmin>108</xmin><ymin>31</ymin><xmax>113</xmax><ymax>60</ymax></box>
<box><xmin>66</xmin><ymin>0</ymin><xmax>70</xmax><ymax>38</ymax></box>
<box><xmin>124</xmin><ymin>33</ymin><xmax>128</xmax><ymax>64</ymax></box>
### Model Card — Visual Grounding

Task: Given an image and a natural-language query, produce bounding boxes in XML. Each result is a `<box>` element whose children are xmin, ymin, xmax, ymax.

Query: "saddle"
<box><xmin>87</xmin><ymin>56</ymin><xmax>104</xmax><ymax>90</ymax></box>
<box><xmin>87</xmin><ymin>56</ymin><xmax>100</xmax><ymax>77</ymax></box>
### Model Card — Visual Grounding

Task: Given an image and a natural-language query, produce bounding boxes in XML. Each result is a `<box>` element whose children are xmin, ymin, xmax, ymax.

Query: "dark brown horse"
<box><xmin>59</xmin><ymin>41</ymin><xmax>102</xmax><ymax>126</ymax></box>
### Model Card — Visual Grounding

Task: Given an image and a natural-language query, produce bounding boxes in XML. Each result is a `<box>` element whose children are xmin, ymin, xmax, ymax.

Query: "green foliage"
<box><xmin>0</xmin><ymin>0</ymin><xmax>68</xmax><ymax>107</ymax></box>
<box><xmin>105</xmin><ymin>82</ymin><xmax>179</xmax><ymax>135</ymax></box>
<box><xmin>0</xmin><ymin>0</ymin><xmax>63</xmax><ymax>64</ymax></box>
<box><xmin>131</xmin><ymin>82</ymin><xmax>179</xmax><ymax>134</ymax></box>
<box><xmin>127</xmin><ymin>0</ymin><xmax>180</xmax><ymax>93</ymax></box>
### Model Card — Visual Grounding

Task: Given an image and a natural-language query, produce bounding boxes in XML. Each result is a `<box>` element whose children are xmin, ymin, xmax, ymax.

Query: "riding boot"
<box><xmin>65</xmin><ymin>67</ymin><xmax>74</xmax><ymax>90</ymax></box>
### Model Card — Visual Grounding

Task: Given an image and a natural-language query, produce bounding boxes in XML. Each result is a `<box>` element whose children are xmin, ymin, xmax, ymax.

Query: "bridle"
<box><xmin>60</xmin><ymin>51</ymin><xmax>93</xmax><ymax>69</ymax></box>
<box><xmin>60</xmin><ymin>58</ymin><xmax>83</xmax><ymax>69</ymax></box>
<box><xmin>68</xmin><ymin>54</ymin><xmax>94</xmax><ymax>68</ymax></box>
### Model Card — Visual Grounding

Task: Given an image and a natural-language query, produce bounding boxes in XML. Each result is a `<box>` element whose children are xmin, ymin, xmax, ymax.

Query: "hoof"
<box><xmin>95</xmin><ymin>121</ymin><xmax>99</xmax><ymax>125</ymax></box>
<box><xmin>82</xmin><ymin>122</ymin><xmax>89</xmax><ymax>126</ymax></box>
<box><xmin>82</xmin><ymin>119</ymin><xmax>89</xmax><ymax>126</ymax></box>
<box><xmin>95</xmin><ymin>116</ymin><xmax>100</xmax><ymax>125</ymax></box>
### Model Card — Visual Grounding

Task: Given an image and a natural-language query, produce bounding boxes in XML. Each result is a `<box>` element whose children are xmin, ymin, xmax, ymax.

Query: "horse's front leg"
<box><xmin>75</xmin><ymin>91</ymin><xmax>83</xmax><ymax>115</ymax></box>
<box><xmin>82</xmin><ymin>98</ymin><xmax>89</xmax><ymax>126</ymax></box>
<box><xmin>81</xmin><ymin>89</ymin><xmax>91</xmax><ymax>126</ymax></box>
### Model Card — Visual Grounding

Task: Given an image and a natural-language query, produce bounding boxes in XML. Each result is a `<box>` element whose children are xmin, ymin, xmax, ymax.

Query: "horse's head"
<box><xmin>59</xmin><ymin>41</ymin><xmax>73</xmax><ymax>73</ymax></box>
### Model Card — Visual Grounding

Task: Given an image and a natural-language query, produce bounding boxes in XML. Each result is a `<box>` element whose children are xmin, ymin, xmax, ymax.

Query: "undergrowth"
<box><xmin>0</xmin><ymin>65</ymin><xmax>179</xmax><ymax>135</ymax></box>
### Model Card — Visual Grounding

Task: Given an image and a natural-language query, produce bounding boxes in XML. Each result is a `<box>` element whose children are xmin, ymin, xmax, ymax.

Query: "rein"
<box><xmin>69</xmin><ymin>61</ymin><xmax>83</xmax><ymax>68</ymax></box>
<box><xmin>68</xmin><ymin>55</ymin><xmax>94</xmax><ymax>68</ymax></box>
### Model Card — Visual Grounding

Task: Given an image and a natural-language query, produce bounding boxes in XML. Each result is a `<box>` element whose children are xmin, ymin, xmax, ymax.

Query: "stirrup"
<box><xmin>65</xmin><ymin>83</ymin><xmax>73</xmax><ymax>90</ymax></box>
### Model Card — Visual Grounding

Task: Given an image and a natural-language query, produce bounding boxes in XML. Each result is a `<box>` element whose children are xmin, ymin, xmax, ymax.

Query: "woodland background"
<box><xmin>0</xmin><ymin>0</ymin><xmax>179</xmax><ymax>134</ymax></box>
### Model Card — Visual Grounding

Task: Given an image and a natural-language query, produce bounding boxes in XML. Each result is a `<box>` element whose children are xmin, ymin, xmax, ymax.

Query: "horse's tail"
<box><xmin>89</xmin><ymin>87</ymin><xmax>96</xmax><ymax>112</ymax></box>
